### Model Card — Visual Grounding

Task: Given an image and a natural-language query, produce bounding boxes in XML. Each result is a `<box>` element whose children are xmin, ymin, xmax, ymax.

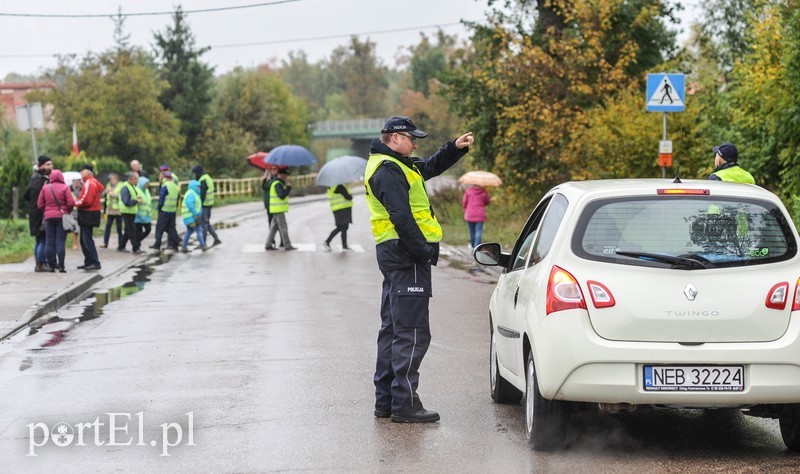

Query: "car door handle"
<box><xmin>514</xmin><ymin>287</ymin><xmax>520</xmax><ymax>308</ymax></box>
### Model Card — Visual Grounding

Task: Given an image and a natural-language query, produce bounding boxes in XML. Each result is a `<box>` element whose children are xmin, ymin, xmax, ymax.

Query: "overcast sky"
<box><xmin>0</xmin><ymin>0</ymin><xmax>699</xmax><ymax>81</ymax></box>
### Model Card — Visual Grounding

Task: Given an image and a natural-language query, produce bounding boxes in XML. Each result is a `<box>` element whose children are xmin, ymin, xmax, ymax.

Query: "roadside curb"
<box><xmin>1</xmin><ymin>255</ymin><xmax>149</xmax><ymax>340</ymax></box>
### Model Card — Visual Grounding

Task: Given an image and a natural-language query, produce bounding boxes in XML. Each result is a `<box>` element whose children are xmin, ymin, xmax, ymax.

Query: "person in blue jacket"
<box><xmin>181</xmin><ymin>180</ymin><xmax>207</xmax><ymax>252</ymax></box>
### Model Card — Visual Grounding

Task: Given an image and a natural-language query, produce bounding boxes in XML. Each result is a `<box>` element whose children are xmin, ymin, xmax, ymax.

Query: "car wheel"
<box><xmin>525</xmin><ymin>350</ymin><xmax>568</xmax><ymax>451</ymax></box>
<box><xmin>779</xmin><ymin>404</ymin><xmax>800</xmax><ymax>451</ymax></box>
<box><xmin>490</xmin><ymin>329</ymin><xmax>522</xmax><ymax>403</ymax></box>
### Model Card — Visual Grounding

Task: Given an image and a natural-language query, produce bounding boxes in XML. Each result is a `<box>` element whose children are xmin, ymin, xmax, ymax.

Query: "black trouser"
<box><xmin>119</xmin><ymin>213</ymin><xmax>140</xmax><ymax>251</ymax></box>
<box><xmin>136</xmin><ymin>223</ymin><xmax>151</xmax><ymax>242</ymax></box>
<box><xmin>79</xmin><ymin>224</ymin><xmax>100</xmax><ymax>266</ymax></box>
<box><xmin>325</xmin><ymin>224</ymin><xmax>349</xmax><ymax>248</ymax></box>
<box><xmin>201</xmin><ymin>206</ymin><xmax>220</xmax><ymax>243</ymax></box>
<box><xmin>373</xmin><ymin>260</ymin><xmax>433</xmax><ymax>415</ymax></box>
<box><xmin>103</xmin><ymin>214</ymin><xmax>123</xmax><ymax>246</ymax></box>
<box><xmin>153</xmin><ymin>211</ymin><xmax>180</xmax><ymax>248</ymax></box>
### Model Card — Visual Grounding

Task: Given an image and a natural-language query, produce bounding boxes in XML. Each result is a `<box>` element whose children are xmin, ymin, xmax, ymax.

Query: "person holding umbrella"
<box><xmin>366</xmin><ymin>115</ymin><xmax>473</xmax><ymax>423</ymax></box>
<box><xmin>322</xmin><ymin>184</ymin><xmax>353</xmax><ymax>251</ymax></box>
<box><xmin>264</xmin><ymin>167</ymin><xmax>296</xmax><ymax>251</ymax></box>
<box><xmin>462</xmin><ymin>184</ymin><xmax>491</xmax><ymax>249</ymax></box>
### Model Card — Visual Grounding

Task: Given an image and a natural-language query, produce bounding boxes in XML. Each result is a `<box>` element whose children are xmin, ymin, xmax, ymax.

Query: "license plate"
<box><xmin>643</xmin><ymin>365</ymin><xmax>744</xmax><ymax>392</ymax></box>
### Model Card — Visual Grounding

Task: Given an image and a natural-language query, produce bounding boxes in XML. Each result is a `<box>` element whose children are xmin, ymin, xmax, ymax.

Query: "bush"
<box><xmin>0</xmin><ymin>219</ymin><xmax>34</xmax><ymax>263</ymax></box>
<box><xmin>0</xmin><ymin>146</ymin><xmax>34</xmax><ymax>219</ymax></box>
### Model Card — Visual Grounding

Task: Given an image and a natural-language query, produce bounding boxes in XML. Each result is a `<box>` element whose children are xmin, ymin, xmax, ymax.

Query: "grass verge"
<box><xmin>430</xmin><ymin>185</ymin><xmax>528</xmax><ymax>250</ymax></box>
<box><xmin>0</xmin><ymin>219</ymin><xmax>34</xmax><ymax>264</ymax></box>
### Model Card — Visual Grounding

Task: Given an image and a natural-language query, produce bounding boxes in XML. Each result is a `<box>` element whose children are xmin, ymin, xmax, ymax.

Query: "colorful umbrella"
<box><xmin>458</xmin><ymin>170</ymin><xmax>503</xmax><ymax>187</ymax></box>
<box><xmin>246</xmin><ymin>152</ymin><xmax>269</xmax><ymax>171</ymax></box>
<box><xmin>265</xmin><ymin>145</ymin><xmax>317</xmax><ymax>167</ymax></box>
<box><xmin>315</xmin><ymin>155</ymin><xmax>367</xmax><ymax>187</ymax></box>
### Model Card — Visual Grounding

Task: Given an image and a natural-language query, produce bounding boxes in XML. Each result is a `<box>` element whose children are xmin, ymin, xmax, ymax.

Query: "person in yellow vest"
<box><xmin>367</xmin><ymin>115</ymin><xmax>473</xmax><ymax>423</ymax></box>
<box><xmin>707</xmin><ymin>143</ymin><xmax>755</xmax><ymax>183</ymax></box>
<box><xmin>192</xmin><ymin>164</ymin><xmax>221</xmax><ymax>246</ymax></box>
<box><xmin>135</xmin><ymin>176</ymin><xmax>153</xmax><ymax>243</ymax></box>
<box><xmin>101</xmin><ymin>173</ymin><xmax>123</xmax><ymax>248</ymax></box>
<box><xmin>118</xmin><ymin>171</ymin><xmax>144</xmax><ymax>253</ymax></box>
<box><xmin>180</xmin><ymin>179</ymin><xmax>207</xmax><ymax>252</ymax></box>
<box><xmin>150</xmin><ymin>171</ymin><xmax>182</xmax><ymax>251</ymax></box>
<box><xmin>322</xmin><ymin>184</ymin><xmax>353</xmax><ymax>251</ymax></box>
<box><xmin>264</xmin><ymin>168</ymin><xmax>297</xmax><ymax>251</ymax></box>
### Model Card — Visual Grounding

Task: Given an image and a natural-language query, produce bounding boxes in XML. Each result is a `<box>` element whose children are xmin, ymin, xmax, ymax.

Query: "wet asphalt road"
<box><xmin>0</xmin><ymin>195</ymin><xmax>798</xmax><ymax>472</ymax></box>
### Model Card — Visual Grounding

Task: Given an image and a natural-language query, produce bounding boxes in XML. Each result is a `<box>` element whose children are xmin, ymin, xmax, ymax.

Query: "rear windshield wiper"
<box><xmin>615</xmin><ymin>250</ymin><xmax>708</xmax><ymax>269</ymax></box>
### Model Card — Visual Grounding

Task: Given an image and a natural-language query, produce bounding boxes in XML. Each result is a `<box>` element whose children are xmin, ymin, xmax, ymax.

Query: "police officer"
<box><xmin>366</xmin><ymin>115</ymin><xmax>473</xmax><ymax>423</ymax></box>
<box><xmin>707</xmin><ymin>143</ymin><xmax>755</xmax><ymax>183</ymax></box>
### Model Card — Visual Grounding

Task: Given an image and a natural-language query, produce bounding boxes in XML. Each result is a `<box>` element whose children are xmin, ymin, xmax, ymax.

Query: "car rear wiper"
<box><xmin>615</xmin><ymin>250</ymin><xmax>708</xmax><ymax>269</ymax></box>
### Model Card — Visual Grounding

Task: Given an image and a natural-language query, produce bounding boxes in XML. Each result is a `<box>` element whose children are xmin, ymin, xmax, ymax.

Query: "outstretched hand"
<box><xmin>455</xmin><ymin>132</ymin><xmax>474</xmax><ymax>150</ymax></box>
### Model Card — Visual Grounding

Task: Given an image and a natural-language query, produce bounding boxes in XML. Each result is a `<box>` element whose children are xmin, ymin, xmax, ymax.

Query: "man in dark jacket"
<box><xmin>22</xmin><ymin>156</ymin><xmax>52</xmax><ymax>272</ymax></box>
<box><xmin>366</xmin><ymin>116</ymin><xmax>473</xmax><ymax>423</ymax></box>
<box><xmin>707</xmin><ymin>143</ymin><xmax>755</xmax><ymax>183</ymax></box>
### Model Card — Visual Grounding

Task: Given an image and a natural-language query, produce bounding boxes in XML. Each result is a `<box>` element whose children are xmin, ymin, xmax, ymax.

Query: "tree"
<box><xmin>445</xmin><ymin>0</ymin><xmax>680</xmax><ymax>200</ymax></box>
<box><xmin>154</xmin><ymin>6</ymin><xmax>214</xmax><ymax>156</ymax></box>
<box><xmin>0</xmin><ymin>146</ymin><xmax>32</xmax><ymax>218</ymax></box>
<box><xmin>35</xmin><ymin>47</ymin><xmax>183</xmax><ymax>174</ymax></box>
<box><xmin>327</xmin><ymin>37</ymin><xmax>389</xmax><ymax>117</ymax></box>
<box><xmin>211</xmin><ymin>68</ymin><xmax>310</xmax><ymax>152</ymax></box>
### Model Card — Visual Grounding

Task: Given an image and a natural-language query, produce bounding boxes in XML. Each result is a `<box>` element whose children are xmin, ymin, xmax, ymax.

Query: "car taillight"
<box><xmin>587</xmin><ymin>280</ymin><xmax>616</xmax><ymax>308</ymax></box>
<box><xmin>765</xmin><ymin>282</ymin><xmax>789</xmax><ymax>310</ymax></box>
<box><xmin>793</xmin><ymin>279</ymin><xmax>800</xmax><ymax>312</ymax></box>
<box><xmin>546</xmin><ymin>266</ymin><xmax>586</xmax><ymax>315</ymax></box>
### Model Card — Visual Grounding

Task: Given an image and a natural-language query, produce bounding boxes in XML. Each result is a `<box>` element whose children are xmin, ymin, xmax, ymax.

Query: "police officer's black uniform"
<box><xmin>366</xmin><ymin>117</ymin><xmax>469</xmax><ymax>423</ymax></box>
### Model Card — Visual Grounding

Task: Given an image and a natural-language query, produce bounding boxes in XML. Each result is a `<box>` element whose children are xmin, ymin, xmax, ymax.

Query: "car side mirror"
<box><xmin>474</xmin><ymin>242</ymin><xmax>506</xmax><ymax>267</ymax></box>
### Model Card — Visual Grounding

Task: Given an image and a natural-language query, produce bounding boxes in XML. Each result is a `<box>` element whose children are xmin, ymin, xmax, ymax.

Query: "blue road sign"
<box><xmin>646</xmin><ymin>73</ymin><xmax>685</xmax><ymax>112</ymax></box>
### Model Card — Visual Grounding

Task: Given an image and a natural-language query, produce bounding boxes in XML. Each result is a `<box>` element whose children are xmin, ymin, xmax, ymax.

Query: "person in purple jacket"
<box><xmin>462</xmin><ymin>184</ymin><xmax>491</xmax><ymax>249</ymax></box>
<box><xmin>37</xmin><ymin>170</ymin><xmax>75</xmax><ymax>273</ymax></box>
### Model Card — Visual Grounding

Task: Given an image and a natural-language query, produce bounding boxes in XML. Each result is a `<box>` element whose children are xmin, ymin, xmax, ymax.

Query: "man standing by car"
<box><xmin>707</xmin><ymin>143</ymin><xmax>755</xmax><ymax>183</ymax></box>
<box><xmin>73</xmin><ymin>164</ymin><xmax>103</xmax><ymax>271</ymax></box>
<box><xmin>366</xmin><ymin>115</ymin><xmax>473</xmax><ymax>423</ymax></box>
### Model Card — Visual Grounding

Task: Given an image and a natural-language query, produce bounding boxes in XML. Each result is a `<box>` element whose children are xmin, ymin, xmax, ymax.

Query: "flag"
<box><xmin>72</xmin><ymin>123</ymin><xmax>79</xmax><ymax>156</ymax></box>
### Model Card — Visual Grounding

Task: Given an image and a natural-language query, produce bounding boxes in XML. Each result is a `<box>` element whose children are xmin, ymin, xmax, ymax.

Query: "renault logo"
<box><xmin>684</xmin><ymin>283</ymin><xmax>698</xmax><ymax>301</ymax></box>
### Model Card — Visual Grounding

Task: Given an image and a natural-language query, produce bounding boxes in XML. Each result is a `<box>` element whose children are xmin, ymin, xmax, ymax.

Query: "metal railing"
<box><xmin>143</xmin><ymin>173</ymin><xmax>320</xmax><ymax>199</ymax></box>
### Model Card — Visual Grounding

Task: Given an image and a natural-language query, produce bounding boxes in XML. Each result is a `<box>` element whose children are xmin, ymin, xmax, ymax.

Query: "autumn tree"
<box><xmin>447</xmin><ymin>0</ymin><xmax>679</xmax><ymax>202</ymax></box>
<box><xmin>326</xmin><ymin>37</ymin><xmax>389</xmax><ymax>117</ymax></box>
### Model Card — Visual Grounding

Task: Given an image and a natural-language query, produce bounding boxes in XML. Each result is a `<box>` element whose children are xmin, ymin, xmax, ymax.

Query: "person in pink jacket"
<box><xmin>37</xmin><ymin>170</ymin><xmax>75</xmax><ymax>273</ymax></box>
<box><xmin>462</xmin><ymin>184</ymin><xmax>491</xmax><ymax>249</ymax></box>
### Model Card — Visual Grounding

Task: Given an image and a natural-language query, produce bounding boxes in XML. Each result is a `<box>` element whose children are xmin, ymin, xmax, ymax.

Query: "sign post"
<box><xmin>16</xmin><ymin>103</ymin><xmax>45</xmax><ymax>165</ymax></box>
<box><xmin>646</xmin><ymin>74</ymin><xmax>685</xmax><ymax>177</ymax></box>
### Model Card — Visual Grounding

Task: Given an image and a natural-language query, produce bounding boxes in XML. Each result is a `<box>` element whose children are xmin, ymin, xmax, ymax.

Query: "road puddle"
<box><xmin>0</xmin><ymin>263</ymin><xmax>156</xmax><ymax>375</ymax></box>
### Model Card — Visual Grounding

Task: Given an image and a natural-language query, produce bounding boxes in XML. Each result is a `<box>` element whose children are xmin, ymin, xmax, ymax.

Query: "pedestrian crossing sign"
<box><xmin>646</xmin><ymin>73</ymin><xmax>685</xmax><ymax>112</ymax></box>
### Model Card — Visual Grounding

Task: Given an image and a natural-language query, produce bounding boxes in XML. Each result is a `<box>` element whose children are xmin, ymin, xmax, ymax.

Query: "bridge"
<box><xmin>311</xmin><ymin>119</ymin><xmax>384</xmax><ymax>159</ymax></box>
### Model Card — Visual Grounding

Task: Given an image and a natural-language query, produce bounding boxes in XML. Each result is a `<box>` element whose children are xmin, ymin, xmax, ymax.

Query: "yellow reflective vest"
<box><xmin>327</xmin><ymin>185</ymin><xmax>353</xmax><ymax>212</ymax></box>
<box><xmin>269</xmin><ymin>179</ymin><xmax>289</xmax><ymax>214</ymax></box>
<box><xmin>364</xmin><ymin>153</ymin><xmax>442</xmax><ymax>244</ymax></box>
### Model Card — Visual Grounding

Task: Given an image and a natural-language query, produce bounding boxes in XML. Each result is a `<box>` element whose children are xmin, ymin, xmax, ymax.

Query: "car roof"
<box><xmin>550</xmin><ymin>179</ymin><xmax>780</xmax><ymax>203</ymax></box>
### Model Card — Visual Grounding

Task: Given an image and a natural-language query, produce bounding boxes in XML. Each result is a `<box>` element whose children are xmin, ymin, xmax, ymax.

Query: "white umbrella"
<box><xmin>458</xmin><ymin>170</ymin><xmax>503</xmax><ymax>187</ymax></box>
<box><xmin>62</xmin><ymin>171</ymin><xmax>82</xmax><ymax>184</ymax></box>
<box><xmin>315</xmin><ymin>155</ymin><xmax>367</xmax><ymax>187</ymax></box>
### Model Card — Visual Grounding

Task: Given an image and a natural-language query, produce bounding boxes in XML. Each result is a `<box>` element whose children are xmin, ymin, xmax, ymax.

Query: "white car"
<box><xmin>474</xmin><ymin>179</ymin><xmax>800</xmax><ymax>451</ymax></box>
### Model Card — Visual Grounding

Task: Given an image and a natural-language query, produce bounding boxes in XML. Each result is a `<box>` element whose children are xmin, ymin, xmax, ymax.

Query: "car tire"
<box><xmin>490</xmin><ymin>329</ymin><xmax>522</xmax><ymax>404</ymax></box>
<box><xmin>525</xmin><ymin>350</ymin><xmax>568</xmax><ymax>451</ymax></box>
<box><xmin>779</xmin><ymin>404</ymin><xmax>800</xmax><ymax>451</ymax></box>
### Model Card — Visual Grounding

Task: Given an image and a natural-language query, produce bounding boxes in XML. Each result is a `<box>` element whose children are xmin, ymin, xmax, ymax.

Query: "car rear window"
<box><xmin>573</xmin><ymin>196</ymin><xmax>798</xmax><ymax>268</ymax></box>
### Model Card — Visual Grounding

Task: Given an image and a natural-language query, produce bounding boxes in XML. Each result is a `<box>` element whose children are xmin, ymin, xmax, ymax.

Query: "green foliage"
<box><xmin>446</xmin><ymin>0</ymin><xmax>680</xmax><ymax>200</ymax></box>
<box><xmin>326</xmin><ymin>37</ymin><xmax>389</xmax><ymax>117</ymax></box>
<box><xmin>0</xmin><ymin>219</ymin><xmax>34</xmax><ymax>263</ymax></box>
<box><xmin>154</xmin><ymin>6</ymin><xmax>214</xmax><ymax>156</ymax></box>
<box><xmin>211</xmin><ymin>68</ymin><xmax>310</xmax><ymax>151</ymax></box>
<box><xmin>33</xmin><ymin>48</ymin><xmax>183</xmax><ymax>174</ymax></box>
<box><xmin>193</xmin><ymin>120</ymin><xmax>256</xmax><ymax>177</ymax></box>
<box><xmin>0</xmin><ymin>146</ymin><xmax>33</xmax><ymax>219</ymax></box>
